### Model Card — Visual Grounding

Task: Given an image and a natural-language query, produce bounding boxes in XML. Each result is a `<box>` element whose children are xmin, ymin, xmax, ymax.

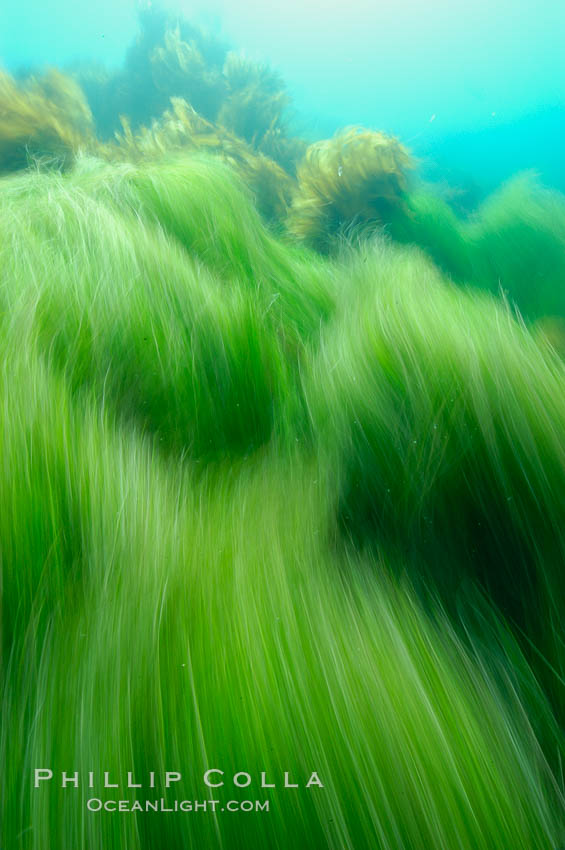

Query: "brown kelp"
<box><xmin>219</xmin><ymin>53</ymin><xmax>307</xmax><ymax>174</ymax></box>
<box><xmin>0</xmin><ymin>69</ymin><xmax>95</xmax><ymax>173</ymax></box>
<box><xmin>71</xmin><ymin>7</ymin><xmax>306</xmax><ymax>181</ymax></box>
<box><xmin>150</xmin><ymin>25</ymin><xmax>227</xmax><ymax>120</ymax></box>
<box><xmin>287</xmin><ymin>126</ymin><xmax>414</xmax><ymax>250</ymax></box>
<box><xmin>219</xmin><ymin>53</ymin><xmax>289</xmax><ymax>146</ymax></box>
<box><xmin>102</xmin><ymin>97</ymin><xmax>295</xmax><ymax>223</ymax></box>
<box><xmin>16</xmin><ymin>8</ymin><xmax>305</xmax><ymax>204</ymax></box>
<box><xmin>75</xmin><ymin>5</ymin><xmax>230</xmax><ymax>137</ymax></box>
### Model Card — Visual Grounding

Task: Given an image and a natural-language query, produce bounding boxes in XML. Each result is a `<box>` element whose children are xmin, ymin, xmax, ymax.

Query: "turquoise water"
<box><xmin>2</xmin><ymin>0</ymin><xmax>564</xmax><ymax>194</ymax></box>
<box><xmin>3</xmin><ymin>4</ymin><xmax>565</xmax><ymax>849</ymax></box>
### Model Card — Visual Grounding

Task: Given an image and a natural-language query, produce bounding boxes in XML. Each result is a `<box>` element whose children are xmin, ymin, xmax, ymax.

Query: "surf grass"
<box><xmin>305</xmin><ymin>240</ymin><xmax>565</xmax><ymax>704</ymax></box>
<box><xmin>0</xmin><ymin>167</ymin><xmax>297</xmax><ymax>460</ymax></box>
<box><xmin>74</xmin><ymin>154</ymin><xmax>337</xmax><ymax>344</ymax></box>
<box><xmin>388</xmin><ymin>190</ymin><xmax>473</xmax><ymax>281</ymax></box>
<box><xmin>468</xmin><ymin>173</ymin><xmax>565</xmax><ymax>318</ymax></box>
<box><xmin>1</xmin><ymin>334</ymin><xmax>563</xmax><ymax>850</ymax></box>
<box><xmin>391</xmin><ymin>173</ymin><xmax>565</xmax><ymax>323</ymax></box>
<box><xmin>2</xmin><ymin>157</ymin><xmax>565</xmax><ymax>848</ymax></box>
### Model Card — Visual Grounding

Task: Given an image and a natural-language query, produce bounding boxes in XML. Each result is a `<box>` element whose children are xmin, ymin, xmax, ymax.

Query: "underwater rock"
<box><xmin>287</xmin><ymin>126</ymin><xmax>414</xmax><ymax>251</ymax></box>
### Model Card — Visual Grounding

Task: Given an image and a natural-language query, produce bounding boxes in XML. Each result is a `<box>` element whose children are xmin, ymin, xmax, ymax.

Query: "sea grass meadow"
<box><xmin>1</xmin><ymin>2</ymin><xmax>565</xmax><ymax>848</ymax></box>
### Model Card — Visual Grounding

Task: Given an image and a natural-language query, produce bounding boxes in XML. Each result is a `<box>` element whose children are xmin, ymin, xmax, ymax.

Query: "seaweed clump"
<box><xmin>218</xmin><ymin>53</ymin><xmax>307</xmax><ymax>175</ymax></box>
<box><xmin>0</xmin><ymin>69</ymin><xmax>95</xmax><ymax>173</ymax></box>
<box><xmin>150</xmin><ymin>26</ymin><xmax>227</xmax><ymax>121</ymax></box>
<box><xmin>74</xmin><ymin>9</ymin><xmax>307</xmax><ymax>177</ymax></box>
<box><xmin>288</xmin><ymin>126</ymin><xmax>414</xmax><ymax>251</ymax></box>
<box><xmin>75</xmin><ymin>6</ymin><xmax>229</xmax><ymax>138</ymax></box>
<box><xmin>305</xmin><ymin>242</ymin><xmax>565</xmax><ymax>700</ymax></box>
<box><xmin>2</xmin><ymin>154</ymin><xmax>565</xmax><ymax>850</ymax></box>
<box><xmin>219</xmin><ymin>54</ymin><xmax>288</xmax><ymax>145</ymax></box>
<box><xmin>389</xmin><ymin>173</ymin><xmax>565</xmax><ymax>324</ymax></box>
<box><xmin>103</xmin><ymin>98</ymin><xmax>295</xmax><ymax>224</ymax></box>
